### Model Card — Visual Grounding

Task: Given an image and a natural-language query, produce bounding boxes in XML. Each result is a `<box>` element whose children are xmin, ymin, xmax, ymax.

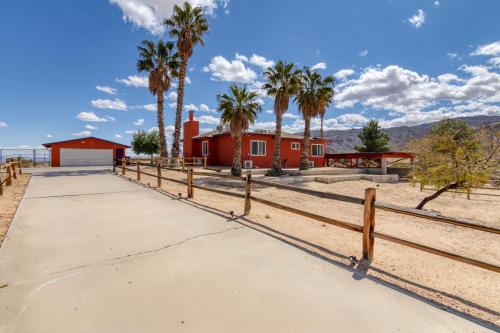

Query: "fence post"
<box><xmin>11</xmin><ymin>163</ymin><xmax>17</xmax><ymax>180</ymax></box>
<box><xmin>244</xmin><ymin>170</ymin><xmax>252</xmax><ymax>215</ymax></box>
<box><xmin>6</xmin><ymin>165</ymin><xmax>12</xmax><ymax>186</ymax></box>
<box><xmin>181</xmin><ymin>158</ymin><xmax>185</xmax><ymax>170</ymax></box>
<box><xmin>121</xmin><ymin>158</ymin><xmax>126</xmax><ymax>175</ymax></box>
<box><xmin>136</xmin><ymin>161</ymin><xmax>141</xmax><ymax>181</ymax></box>
<box><xmin>204</xmin><ymin>156</ymin><xmax>207</xmax><ymax>168</ymax></box>
<box><xmin>187</xmin><ymin>167</ymin><xmax>193</xmax><ymax>198</ymax></box>
<box><xmin>157</xmin><ymin>158</ymin><xmax>162</xmax><ymax>187</ymax></box>
<box><xmin>18</xmin><ymin>160</ymin><xmax>22</xmax><ymax>175</ymax></box>
<box><xmin>0</xmin><ymin>176</ymin><xmax>3</xmax><ymax>195</ymax></box>
<box><xmin>362</xmin><ymin>188</ymin><xmax>377</xmax><ymax>260</ymax></box>
<box><xmin>113</xmin><ymin>159</ymin><xmax>116</xmax><ymax>172</ymax></box>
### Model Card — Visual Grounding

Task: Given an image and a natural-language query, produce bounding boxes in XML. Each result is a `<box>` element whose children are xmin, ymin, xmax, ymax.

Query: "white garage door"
<box><xmin>60</xmin><ymin>148</ymin><xmax>113</xmax><ymax>166</ymax></box>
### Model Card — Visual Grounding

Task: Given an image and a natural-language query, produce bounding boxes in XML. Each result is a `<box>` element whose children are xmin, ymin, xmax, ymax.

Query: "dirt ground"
<box><xmin>0</xmin><ymin>173</ymin><xmax>31</xmax><ymax>247</ymax></box>
<box><xmin>121</xmin><ymin>166</ymin><xmax>500</xmax><ymax>326</ymax></box>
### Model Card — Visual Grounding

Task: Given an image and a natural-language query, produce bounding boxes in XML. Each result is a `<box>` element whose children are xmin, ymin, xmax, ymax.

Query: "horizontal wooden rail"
<box><xmin>372</xmin><ymin>231</ymin><xmax>500</xmax><ymax>273</ymax></box>
<box><xmin>130</xmin><ymin>169</ymin><xmax>187</xmax><ymax>185</ymax></box>
<box><xmin>192</xmin><ymin>183</ymin><xmax>246</xmax><ymax>199</ymax></box>
<box><xmin>250</xmin><ymin>195</ymin><xmax>364</xmax><ymax>233</ymax></box>
<box><xmin>251</xmin><ymin>179</ymin><xmax>364</xmax><ymax>205</ymax></box>
<box><xmin>375</xmin><ymin>202</ymin><xmax>500</xmax><ymax>235</ymax></box>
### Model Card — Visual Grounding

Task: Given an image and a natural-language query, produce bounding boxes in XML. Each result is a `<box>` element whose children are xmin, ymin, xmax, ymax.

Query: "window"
<box><xmin>250</xmin><ymin>140</ymin><xmax>266</xmax><ymax>156</ymax></box>
<box><xmin>291</xmin><ymin>142</ymin><xmax>300</xmax><ymax>150</ymax></box>
<box><xmin>202</xmin><ymin>141</ymin><xmax>209</xmax><ymax>156</ymax></box>
<box><xmin>311</xmin><ymin>144</ymin><xmax>324</xmax><ymax>157</ymax></box>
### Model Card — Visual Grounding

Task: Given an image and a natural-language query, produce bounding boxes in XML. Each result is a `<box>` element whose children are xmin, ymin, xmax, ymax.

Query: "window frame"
<box><xmin>291</xmin><ymin>142</ymin><xmax>300</xmax><ymax>150</ymax></box>
<box><xmin>311</xmin><ymin>144</ymin><xmax>324</xmax><ymax>157</ymax></box>
<box><xmin>201</xmin><ymin>140</ymin><xmax>209</xmax><ymax>156</ymax></box>
<box><xmin>250</xmin><ymin>140</ymin><xmax>266</xmax><ymax>156</ymax></box>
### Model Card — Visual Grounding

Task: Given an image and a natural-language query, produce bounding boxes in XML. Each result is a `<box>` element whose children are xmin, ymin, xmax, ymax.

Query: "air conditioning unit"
<box><xmin>308</xmin><ymin>161</ymin><xmax>315</xmax><ymax>168</ymax></box>
<box><xmin>243</xmin><ymin>160</ymin><xmax>253</xmax><ymax>169</ymax></box>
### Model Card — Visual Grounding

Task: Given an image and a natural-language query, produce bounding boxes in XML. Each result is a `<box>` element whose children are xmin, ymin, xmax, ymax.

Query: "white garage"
<box><xmin>60</xmin><ymin>148</ymin><xmax>113</xmax><ymax>166</ymax></box>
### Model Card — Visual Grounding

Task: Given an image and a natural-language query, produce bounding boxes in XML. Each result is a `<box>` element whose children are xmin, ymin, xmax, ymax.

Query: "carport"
<box><xmin>42</xmin><ymin>137</ymin><xmax>129</xmax><ymax>167</ymax></box>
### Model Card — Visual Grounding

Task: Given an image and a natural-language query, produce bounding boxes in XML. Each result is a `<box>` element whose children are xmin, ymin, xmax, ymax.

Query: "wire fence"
<box><xmin>0</xmin><ymin>149</ymin><xmax>51</xmax><ymax>167</ymax></box>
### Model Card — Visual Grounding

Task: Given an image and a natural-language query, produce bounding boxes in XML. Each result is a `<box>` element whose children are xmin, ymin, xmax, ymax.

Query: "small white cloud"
<box><xmin>184</xmin><ymin>104</ymin><xmax>199</xmax><ymax>112</ymax></box>
<box><xmin>73</xmin><ymin>130</ymin><xmax>92</xmax><ymax>137</ymax></box>
<box><xmin>105</xmin><ymin>115</ymin><xmax>116</xmax><ymax>122</ymax></box>
<box><xmin>85</xmin><ymin>124</ymin><xmax>98</xmax><ymax>130</ymax></box>
<box><xmin>143</xmin><ymin>104</ymin><xmax>157</xmax><ymax>111</ymax></box>
<box><xmin>283</xmin><ymin>113</ymin><xmax>300</xmax><ymax>120</ymax></box>
<box><xmin>126</xmin><ymin>129</ymin><xmax>138</xmax><ymax>135</ymax></box>
<box><xmin>471</xmin><ymin>41</ymin><xmax>500</xmax><ymax>57</ymax></box>
<box><xmin>358</xmin><ymin>49</ymin><xmax>368</xmax><ymax>57</ymax></box>
<box><xmin>46</xmin><ymin>134</ymin><xmax>53</xmax><ymax>138</ymax></box>
<box><xmin>76</xmin><ymin>111</ymin><xmax>110</xmax><ymax>122</ymax></box>
<box><xmin>116</xmin><ymin>75</ymin><xmax>148</xmax><ymax>88</ymax></box>
<box><xmin>115</xmin><ymin>134</ymin><xmax>122</xmax><ymax>138</ymax></box>
<box><xmin>96</xmin><ymin>85</ymin><xmax>117</xmax><ymax>95</ymax></box>
<box><xmin>167</xmin><ymin>91</ymin><xmax>177</xmax><ymax>101</ymax></box>
<box><xmin>197</xmin><ymin>115</ymin><xmax>220</xmax><ymax>125</ymax></box>
<box><xmin>91</xmin><ymin>98</ymin><xmax>128</xmax><ymax>111</ymax></box>
<box><xmin>447</xmin><ymin>53</ymin><xmax>458</xmax><ymax>59</ymax></box>
<box><xmin>334</xmin><ymin>68</ymin><xmax>355</xmax><ymax>80</ymax></box>
<box><xmin>204</xmin><ymin>55</ymin><xmax>257</xmax><ymax>83</ymax></box>
<box><xmin>434</xmin><ymin>1</ymin><xmax>440</xmax><ymax>6</ymax></box>
<box><xmin>134</xmin><ymin>118</ymin><xmax>145</xmax><ymax>126</ymax></box>
<box><xmin>235</xmin><ymin>53</ymin><xmax>248</xmax><ymax>62</ymax></box>
<box><xmin>199</xmin><ymin>104</ymin><xmax>214</xmax><ymax>113</ymax></box>
<box><xmin>185</xmin><ymin>76</ymin><xmax>192</xmax><ymax>84</ymax></box>
<box><xmin>408</xmin><ymin>9</ymin><xmax>425</xmax><ymax>28</ymax></box>
<box><xmin>311</xmin><ymin>62</ymin><xmax>327</xmax><ymax>71</ymax></box>
<box><xmin>168</xmin><ymin>101</ymin><xmax>177</xmax><ymax>108</ymax></box>
<box><xmin>0</xmin><ymin>121</ymin><xmax>7</xmax><ymax>128</ymax></box>
<box><xmin>249</xmin><ymin>54</ymin><xmax>275</xmax><ymax>70</ymax></box>
<box><xmin>266</xmin><ymin>109</ymin><xmax>273</xmax><ymax>114</ymax></box>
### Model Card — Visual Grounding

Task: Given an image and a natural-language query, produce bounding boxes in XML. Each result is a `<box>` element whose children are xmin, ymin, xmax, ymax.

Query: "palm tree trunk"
<box><xmin>171</xmin><ymin>55</ymin><xmax>188</xmax><ymax>158</ymax></box>
<box><xmin>157</xmin><ymin>92</ymin><xmax>168</xmax><ymax>158</ymax></box>
<box><xmin>272</xmin><ymin>112</ymin><xmax>283</xmax><ymax>175</ymax></box>
<box><xmin>300</xmin><ymin>117</ymin><xmax>311</xmax><ymax>170</ymax></box>
<box><xmin>232</xmin><ymin>133</ymin><xmax>242</xmax><ymax>176</ymax></box>
<box><xmin>320</xmin><ymin>114</ymin><xmax>324</xmax><ymax>139</ymax></box>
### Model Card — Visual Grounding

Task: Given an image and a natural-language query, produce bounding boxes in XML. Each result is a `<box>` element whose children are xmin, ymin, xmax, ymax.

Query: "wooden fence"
<box><xmin>116</xmin><ymin>158</ymin><xmax>500</xmax><ymax>274</ymax></box>
<box><xmin>0</xmin><ymin>160</ymin><xmax>23</xmax><ymax>196</ymax></box>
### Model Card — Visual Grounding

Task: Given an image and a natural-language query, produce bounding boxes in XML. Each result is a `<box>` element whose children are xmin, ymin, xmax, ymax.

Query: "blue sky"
<box><xmin>1</xmin><ymin>0</ymin><xmax>499</xmax><ymax>149</ymax></box>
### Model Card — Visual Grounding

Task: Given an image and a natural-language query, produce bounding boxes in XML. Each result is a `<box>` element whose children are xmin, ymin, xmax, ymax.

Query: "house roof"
<box><xmin>42</xmin><ymin>136</ymin><xmax>130</xmax><ymax>148</ymax></box>
<box><xmin>193</xmin><ymin>130</ymin><xmax>325</xmax><ymax>141</ymax></box>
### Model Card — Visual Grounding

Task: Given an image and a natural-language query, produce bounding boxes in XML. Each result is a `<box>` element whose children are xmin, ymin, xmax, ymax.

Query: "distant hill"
<box><xmin>312</xmin><ymin>115</ymin><xmax>500</xmax><ymax>153</ymax></box>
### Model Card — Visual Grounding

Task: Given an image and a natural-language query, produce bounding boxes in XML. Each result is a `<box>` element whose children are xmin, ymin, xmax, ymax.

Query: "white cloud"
<box><xmin>91</xmin><ymin>98</ymin><xmax>128</xmax><ymax>111</ymax></box>
<box><xmin>250</xmin><ymin>121</ymin><xmax>276</xmax><ymax>131</ymax></box>
<box><xmin>143</xmin><ymin>103</ymin><xmax>157</xmax><ymax>111</ymax></box>
<box><xmin>311</xmin><ymin>62</ymin><xmax>327</xmax><ymax>71</ymax></box>
<box><xmin>115</xmin><ymin>134</ymin><xmax>122</xmax><ymax>138</ymax></box>
<box><xmin>447</xmin><ymin>53</ymin><xmax>458</xmax><ymax>59</ymax></box>
<box><xmin>168</xmin><ymin>101</ymin><xmax>177</xmax><ymax>108</ymax></box>
<box><xmin>266</xmin><ymin>109</ymin><xmax>273</xmax><ymax>114</ymax></box>
<box><xmin>204</xmin><ymin>55</ymin><xmax>257</xmax><ymax>83</ymax></box>
<box><xmin>85</xmin><ymin>124</ymin><xmax>98</xmax><ymax>130</ymax></box>
<box><xmin>199</xmin><ymin>103</ymin><xmax>216</xmax><ymax>113</ymax></box>
<box><xmin>73</xmin><ymin>130</ymin><xmax>92</xmax><ymax>137</ymax></box>
<box><xmin>0</xmin><ymin>121</ymin><xmax>7</xmax><ymax>128</ymax></box>
<box><xmin>185</xmin><ymin>76</ymin><xmax>192</xmax><ymax>84</ymax></box>
<box><xmin>334</xmin><ymin>68</ymin><xmax>355</xmax><ymax>80</ymax></box>
<box><xmin>235</xmin><ymin>53</ymin><xmax>248</xmax><ymax>62</ymax></box>
<box><xmin>358</xmin><ymin>49</ymin><xmax>368</xmax><ymax>57</ymax></box>
<box><xmin>488</xmin><ymin>57</ymin><xmax>500</xmax><ymax>67</ymax></box>
<box><xmin>76</xmin><ymin>111</ymin><xmax>113</xmax><ymax>122</ymax></box>
<box><xmin>197</xmin><ymin>115</ymin><xmax>220</xmax><ymax>125</ymax></box>
<box><xmin>116</xmin><ymin>75</ymin><xmax>148</xmax><ymax>88</ymax></box>
<box><xmin>126</xmin><ymin>129</ymin><xmax>138</xmax><ymax>135</ymax></box>
<box><xmin>184</xmin><ymin>104</ymin><xmax>198</xmax><ymax>112</ymax></box>
<box><xmin>249</xmin><ymin>54</ymin><xmax>274</xmax><ymax>70</ymax></box>
<box><xmin>96</xmin><ymin>85</ymin><xmax>117</xmax><ymax>95</ymax></box>
<box><xmin>134</xmin><ymin>118</ymin><xmax>145</xmax><ymax>126</ymax></box>
<box><xmin>471</xmin><ymin>41</ymin><xmax>500</xmax><ymax>57</ymax></box>
<box><xmin>167</xmin><ymin>91</ymin><xmax>177</xmax><ymax>101</ymax></box>
<box><xmin>408</xmin><ymin>9</ymin><xmax>425</xmax><ymax>28</ymax></box>
<box><xmin>46</xmin><ymin>134</ymin><xmax>53</xmax><ymax>138</ymax></box>
<box><xmin>109</xmin><ymin>0</ymin><xmax>229</xmax><ymax>35</ymax></box>
<box><xmin>106</xmin><ymin>115</ymin><xmax>116</xmax><ymax>122</ymax></box>
<box><xmin>283</xmin><ymin>113</ymin><xmax>300</xmax><ymax>120</ymax></box>
<box><xmin>434</xmin><ymin>1</ymin><xmax>440</xmax><ymax>6</ymax></box>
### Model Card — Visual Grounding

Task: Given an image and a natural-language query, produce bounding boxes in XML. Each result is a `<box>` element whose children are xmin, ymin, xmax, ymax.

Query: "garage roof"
<box><xmin>42</xmin><ymin>136</ymin><xmax>130</xmax><ymax>148</ymax></box>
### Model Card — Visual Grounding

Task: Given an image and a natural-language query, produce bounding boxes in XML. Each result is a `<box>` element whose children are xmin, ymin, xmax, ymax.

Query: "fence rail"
<box><xmin>116</xmin><ymin>158</ymin><xmax>500</xmax><ymax>274</ymax></box>
<box><xmin>0</xmin><ymin>160</ymin><xmax>23</xmax><ymax>196</ymax></box>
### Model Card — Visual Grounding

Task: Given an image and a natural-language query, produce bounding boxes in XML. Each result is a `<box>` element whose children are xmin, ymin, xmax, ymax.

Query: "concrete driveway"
<box><xmin>0</xmin><ymin>168</ymin><xmax>493</xmax><ymax>332</ymax></box>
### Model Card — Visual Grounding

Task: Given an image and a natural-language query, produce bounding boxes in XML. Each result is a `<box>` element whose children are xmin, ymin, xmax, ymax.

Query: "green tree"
<box><xmin>410</xmin><ymin>119</ymin><xmax>500</xmax><ymax>209</ymax></box>
<box><xmin>131</xmin><ymin>130</ymin><xmax>160</xmax><ymax>161</ymax></box>
<box><xmin>217</xmin><ymin>84</ymin><xmax>261</xmax><ymax>176</ymax></box>
<box><xmin>137</xmin><ymin>40</ymin><xmax>179</xmax><ymax>158</ymax></box>
<box><xmin>296</xmin><ymin>67</ymin><xmax>334</xmax><ymax>170</ymax></box>
<box><xmin>263</xmin><ymin>61</ymin><xmax>301</xmax><ymax>176</ymax></box>
<box><xmin>354</xmin><ymin>120</ymin><xmax>390</xmax><ymax>152</ymax></box>
<box><xmin>164</xmin><ymin>2</ymin><xmax>209</xmax><ymax>158</ymax></box>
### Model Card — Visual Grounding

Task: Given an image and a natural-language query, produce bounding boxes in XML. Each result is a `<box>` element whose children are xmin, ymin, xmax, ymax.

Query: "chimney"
<box><xmin>189</xmin><ymin>110</ymin><xmax>194</xmax><ymax>121</ymax></box>
<box><xmin>183</xmin><ymin>110</ymin><xmax>199</xmax><ymax>158</ymax></box>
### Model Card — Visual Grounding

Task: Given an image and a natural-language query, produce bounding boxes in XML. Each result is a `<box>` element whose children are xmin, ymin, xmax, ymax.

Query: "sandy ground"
<box><xmin>121</xmin><ymin>166</ymin><xmax>500</xmax><ymax>327</ymax></box>
<box><xmin>0</xmin><ymin>173</ymin><xmax>31</xmax><ymax>247</ymax></box>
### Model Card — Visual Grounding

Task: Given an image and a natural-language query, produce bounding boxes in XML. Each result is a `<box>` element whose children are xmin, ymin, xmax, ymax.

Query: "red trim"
<box><xmin>43</xmin><ymin>136</ymin><xmax>130</xmax><ymax>149</ymax></box>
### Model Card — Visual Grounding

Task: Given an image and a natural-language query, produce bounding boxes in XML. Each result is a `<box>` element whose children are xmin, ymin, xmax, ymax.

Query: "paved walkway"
<box><xmin>0</xmin><ymin>168</ymin><xmax>493</xmax><ymax>332</ymax></box>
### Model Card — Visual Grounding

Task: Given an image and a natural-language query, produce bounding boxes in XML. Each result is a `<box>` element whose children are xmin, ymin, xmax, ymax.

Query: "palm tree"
<box><xmin>137</xmin><ymin>40</ymin><xmax>180</xmax><ymax>158</ymax></box>
<box><xmin>296</xmin><ymin>67</ymin><xmax>334</xmax><ymax>170</ymax></box>
<box><xmin>164</xmin><ymin>2</ymin><xmax>209</xmax><ymax>158</ymax></box>
<box><xmin>317</xmin><ymin>80</ymin><xmax>335</xmax><ymax>138</ymax></box>
<box><xmin>263</xmin><ymin>61</ymin><xmax>301</xmax><ymax>176</ymax></box>
<box><xmin>217</xmin><ymin>84</ymin><xmax>261</xmax><ymax>176</ymax></box>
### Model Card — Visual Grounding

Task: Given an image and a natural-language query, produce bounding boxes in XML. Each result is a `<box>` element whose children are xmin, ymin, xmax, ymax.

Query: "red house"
<box><xmin>43</xmin><ymin>137</ymin><xmax>129</xmax><ymax>167</ymax></box>
<box><xmin>183</xmin><ymin>111</ymin><xmax>327</xmax><ymax>168</ymax></box>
